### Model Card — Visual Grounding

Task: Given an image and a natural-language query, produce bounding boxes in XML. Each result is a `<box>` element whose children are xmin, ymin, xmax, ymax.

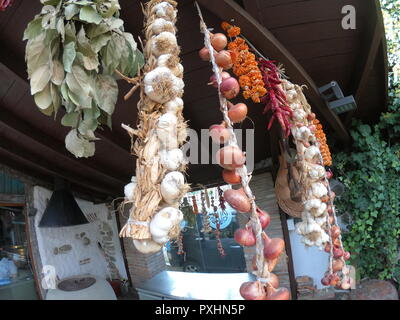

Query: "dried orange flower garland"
<box><xmin>313</xmin><ymin>118</ymin><xmax>332</xmax><ymax>166</ymax></box>
<box><xmin>222</xmin><ymin>22</ymin><xmax>267</xmax><ymax>103</ymax></box>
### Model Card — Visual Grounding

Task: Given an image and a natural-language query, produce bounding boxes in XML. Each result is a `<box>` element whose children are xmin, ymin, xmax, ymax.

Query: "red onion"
<box><xmin>263</xmin><ymin>233</ymin><xmax>285</xmax><ymax>260</ymax></box>
<box><xmin>209</xmin><ymin>123</ymin><xmax>230</xmax><ymax>144</ymax></box>
<box><xmin>239</xmin><ymin>281</ymin><xmax>267</xmax><ymax>300</ymax></box>
<box><xmin>329</xmin><ymin>273</ymin><xmax>340</xmax><ymax>286</ymax></box>
<box><xmin>234</xmin><ymin>226</ymin><xmax>256</xmax><ymax>247</ymax></box>
<box><xmin>326</xmin><ymin>170</ymin><xmax>333</xmax><ymax>179</ymax></box>
<box><xmin>228</xmin><ymin>103</ymin><xmax>248</xmax><ymax>123</ymax></box>
<box><xmin>321</xmin><ymin>274</ymin><xmax>331</xmax><ymax>286</ymax></box>
<box><xmin>330</xmin><ymin>225</ymin><xmax>341</xmax><ymax>239</ymax></box>
<box><xmin>252</xmin><ymin>255</ymin><xmax>279</xmax><ymax>272</ymax></box>
<box><xmin>222</xmin><ymin>169</ymin><xmax>241</xmax><ymax>185</ymax></box>
<box><xmin>256</xmin><ymin>208</ymin><xmax>271</xmax><ymax>229</ymax></box>
<box><xmin>224</xmin><ymin>188</ymin><xmax>251</xmax><ymax>213</ymax></box>
<box><xmin>216</xmin><ymin>145</ymin><xmax>246</xmax><ymax>170</ymax></box>
<box><xmin>269</xmin><ymin>273</ymin><xmax>279</xmax><ymax>289</ymax></box>
<box><xmin>343</xmin><ymin>251</ymin><xmax>351</xmax><ymax>261</ymax></box>
<box><xmin>208</xmin><ymin>72</ymin><xmax>231</xmax><ymax>88</ymax></box>
<box><xmin>333</xmin><ymin>247</ymin><xmax>344</xmax><ymax>259</ymax></box>
<box><xmin>211</xmin><ymin>33</ymin><xmax>228</xmax><ymax>51</ymax></box>
<box><xmin>220</xmin><ymin>77</ymin><xmax>240</xmax><ymax>99</ymax></box>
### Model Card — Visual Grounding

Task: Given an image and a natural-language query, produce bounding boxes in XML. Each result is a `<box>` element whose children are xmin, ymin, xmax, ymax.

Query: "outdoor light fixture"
<box><xmin>39</xmin><ymin>179</ymin><xmax>89</xmax><ymax>228</ymax></box>
<box><xmin>318</xmin><ymin>81</ymin><xmax>357</xmax><ymax>115</ymax></box>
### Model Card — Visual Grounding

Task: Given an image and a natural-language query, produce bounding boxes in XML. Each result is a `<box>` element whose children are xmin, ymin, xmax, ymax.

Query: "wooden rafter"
<box><xmin>196</xmin><ymin>0</ymin><xmax>350</xmax><ymax>142</ymax></box>
<box><xmin>345</xmin><ymin>0</ymin><xmax>385</xmax><ymax>125</ymax></box>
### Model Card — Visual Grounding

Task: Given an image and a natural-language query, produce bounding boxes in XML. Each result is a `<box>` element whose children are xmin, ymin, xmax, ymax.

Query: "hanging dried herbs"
<box><xmin>23</xmin><ymin>0</ymin><xmax>144</xmax><ymax>157</ymax></box>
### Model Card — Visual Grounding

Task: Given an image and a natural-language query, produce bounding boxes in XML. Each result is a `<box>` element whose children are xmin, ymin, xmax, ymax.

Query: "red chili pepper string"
<box><xmin>191</xmin><ymin>195</ymin><xmax>199</xmax><ymax>214</ymax></box>
<box><xmin>211</xmin><ymin>196</ymin><xmax>225</xmax><ymax>257</ymax></box>
<box><xmin>259</xmin><ymin>58</ymin><xmax>292</xmax><ymax>137</ymax></box>
<box><xmin>0</xmin><ymin>0</ymin><xmax>14</xmax><ymax>11</ymax></box>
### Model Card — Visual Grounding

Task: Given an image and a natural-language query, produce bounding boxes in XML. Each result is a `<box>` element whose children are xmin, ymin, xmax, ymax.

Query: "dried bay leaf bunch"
<box><xmin>24</xmin><ymin>0</ymin><xmax>144</xmax><ymax>158</ymax></box>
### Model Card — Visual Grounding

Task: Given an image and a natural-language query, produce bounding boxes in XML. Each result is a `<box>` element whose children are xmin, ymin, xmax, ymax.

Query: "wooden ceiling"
<box><xmin>0</xmin><ymin>0</ymin><xmax>387</xmax><ymax>200</ymax></box>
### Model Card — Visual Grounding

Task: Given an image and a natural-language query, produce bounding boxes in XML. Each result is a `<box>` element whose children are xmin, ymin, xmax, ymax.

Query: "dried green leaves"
<box><xmin>24</xmin><ymin>0</ymin><xmax>144</xmax><ymax>157</ymax></box>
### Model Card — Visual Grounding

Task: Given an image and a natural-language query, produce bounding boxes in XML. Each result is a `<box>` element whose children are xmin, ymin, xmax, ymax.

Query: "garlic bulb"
<box><xmin>157</xmin><ymin>54</ymin><xmax>184</xmax><ymax>77</ymax></box>
<box><xmin>294</xmin><ymin>126</ymin><xmax>311</xmax><ymax>141</ymax></box>
<box><xmin>152</xmin><ymin>2</ymin><xmax>176</xmax><ymax>21</ymax></box>
<box><xmin>151</xmin><ymin>18</ymin><xmax>175</xmax><ymax>35</ymax></box>
<box><xmin>152</xmin><ymin>32</ymin><xmax>178</xmax><ymax>57</ymax></box>
<box><xmin>133</xmin><ymin>239</ymin><xmax>162</xmax><ymax>254</ymax></box>
<box><xmin>159</xmin><ymin>148</ymin><xmax>185</xmax><ymax>171</ymax></box>
<box><xmin>144</xmin><ymin>67</ymin><xmax>184</xmax><ymax>104</ymax></box>
<box><xmin>307</xmin><ymin>163</ymin><xmax>326</xmax><ymax>180</ymax></box>
<box><xmin>286</xmin><ymin>89</ymin><xmax>298</xmax><ymax>102</ymax></box>
<box><xmin>156</xmin><ymin>113</ymin><xmax>178</xmax><ymax>150</ymax></box>
<box><xmin>160</xmin><ymin>171</ymin><xmax>185</xmax><ymax>204</ymax></box>
<box><xmin>165</xmin><ymin>97</ymin><xmax>183</xmax><ymax>114</ymax></box>
<box><xmin>311</xmin><ymin>182</ymin><xmax>328</xmax><ymax>198</ymax></box>
<box><xmin>305</xmin><ymin>199</ymin><xmax>327</xmax><ymax>217</ymax></box>
<box><xmin>124</xmin><ymin>176</ymin><xmax>137</xmax><ymax>201</ymax></box>
<box><xmin>304</xmin><ymin>145</ymin><xmax>320</xmax><ymax>161</ymax></box>
<box><xmin>293</xmin><ymin>110</ymin><xmax>307</xmax><ymax>122</ymax></box>
<box><xmin>296</xmin><ymin>220</ymin><xmax>329</xmax><ymax>248</ymax></box>
<box><xmin>150</xmin><ymin>207</ymin><xmax>183</xmax><ymax>244</ymax></box>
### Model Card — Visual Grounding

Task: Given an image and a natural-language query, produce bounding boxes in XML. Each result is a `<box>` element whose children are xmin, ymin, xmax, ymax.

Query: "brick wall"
<box><xmin>237</xmin><ymin>171</ymin><xmax>291</xmax><ymax>291</ymax></box>
<box><xmin>118</xmin><ymin>212</ymin><xmax>166</xmax><ymax>286</ymax></box>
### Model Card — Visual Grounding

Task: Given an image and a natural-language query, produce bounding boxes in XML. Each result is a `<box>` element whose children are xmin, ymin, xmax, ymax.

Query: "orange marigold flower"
<box><xmin>228</xmin><ymin>26</ymin><xmax>241</xmax><ymax>37</ymax></box>
<box><xmin>221</xmin><ymin>21</ymin><xmax>232</xmax><ymax>31</ymax></box>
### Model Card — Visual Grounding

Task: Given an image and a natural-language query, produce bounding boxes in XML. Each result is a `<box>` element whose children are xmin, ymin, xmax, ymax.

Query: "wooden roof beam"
<box><xmin>196</xmin><ymin>0</ymin><xmax>350</xmax><ymax>142</ymax></box>
<box><xmin>345</xmin><ymin>0</ymin><xmax>385</xmax><ymax>126</ymax></box>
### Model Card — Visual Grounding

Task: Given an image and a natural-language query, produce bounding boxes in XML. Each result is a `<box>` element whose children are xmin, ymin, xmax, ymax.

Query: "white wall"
<box><xmin>33</xmin><ymin>186</ymin><xmax>127</xmax><ymax>281</ymax></box>
<box><xmin>287</xmin><ymin>218</ymin><xmax>329</xmax><ymax>289</ymax></box>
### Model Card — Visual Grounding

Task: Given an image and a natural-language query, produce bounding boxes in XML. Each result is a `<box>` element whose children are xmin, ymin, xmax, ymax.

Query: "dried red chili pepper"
<box><xmin>0</xmin><ymin>0</ymin><xmax>14</xmax><ymax>11</ymax></box>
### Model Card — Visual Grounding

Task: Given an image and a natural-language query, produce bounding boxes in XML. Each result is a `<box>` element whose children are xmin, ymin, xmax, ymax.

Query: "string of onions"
<box><xmin>195</xmin><ymin>3</ymin><xmax>288</xmax><ymax>300</ymax></box>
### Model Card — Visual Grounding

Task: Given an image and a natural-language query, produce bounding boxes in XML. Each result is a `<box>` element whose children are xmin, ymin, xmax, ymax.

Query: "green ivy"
<box><xmin>332</xmin><ymin>1</ymin><xmax>400</xmax><ymax>282</ymax></box>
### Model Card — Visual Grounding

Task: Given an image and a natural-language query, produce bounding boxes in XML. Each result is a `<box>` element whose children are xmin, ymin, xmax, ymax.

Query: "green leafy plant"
<box><xmin>24</xmin><ymin>0</ymin><xmax>144</xmax><ymax>157</ymax></box>
<box><xmin>333</xmin><ymin>0</ymin><xmax>400</xmax><ymax>282</ymax></box>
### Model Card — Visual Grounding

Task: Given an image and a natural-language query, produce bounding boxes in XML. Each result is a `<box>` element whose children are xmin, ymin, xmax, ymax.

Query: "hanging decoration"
<box><xmin>200</xmin><ymin>191</ymin><xmax>212</xmax><ymax>233</ymax></box>
<box><xmin>276</xmin><ymin>77</ymin><xmax>351</xmax><ymax>289</ymax></box>
<box><xmin>221</xmin><ymin>22</ymin><xmax>267</xmax><ymax>103</ymax></box>
<box><xmin>119</xmin><ymin>0</ymin><xmax>189</xmax><ymax>254</ymax></box>
<box><xmin>23</xmin><ymin>0</ymin><xmax>144</xmax><ymax>158</ymax></box>
<box><xmin>0</xmin><ymin>0</ymin><xmax>14</xmax><ymax>11</ymax></box>
<box><xmin>313</xmin><ymin>118</ymin><xmax>332</xmax><ymax>167</ymax></box>
<box><xmin>196</xmin><ymin>3</ymin><xmax>288</xmax><ymax>300</ymax></box>
<box><xmin>191</xmin><ymin>194</ymin><xmax>199</xmax><ymax>215</ymax></box>
<box><xmin>211</xmin><ymin>196</ymin><xmax>225</xmax><ymax>257</ymax></box>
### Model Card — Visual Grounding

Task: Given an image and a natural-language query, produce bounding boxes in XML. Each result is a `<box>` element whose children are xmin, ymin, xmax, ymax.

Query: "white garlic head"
<box><xmin>157</xmin><ymin>54</ymin><xmax>184</xmax><ymax>77</ymax></box>
<box><xmin>307</xmin><ymin>164</ymin><xmax>326</xmax><ymax>180</ymax></box>
<box><xmin>144</xmin><ymin>67</ymin><xmax>184</xmax><ymax>104</ymax></box>
<box><xmin>151</xmin><ymin>18</ymin><xmax>175</xmax><ymax>35</ymax></box>
<box><xmin>311</xmin><ymin>182</ymin><xmax>328</xmax><ymax>198</ymax></box>
<box><xmin>160</xmin><ymin>171</ymin><xmax>185</xmax><ymax>205</ymax></box>
<box><xmin>152</xmin><ymin>2</ymin><xmax>176</xmax><ymax>21</ymax></box>
<box><xmin>159</xmin><ymin>148</ymin><xmax>185</xmax><ymax>171</ymax></box>
<box><xmin>152</xmin><ymin>32</ymin><xmax>178</xmax><ymax>57</ymax></box>
<box><xmin>304</xmin><ymin>145</ymin><xmax>320</xmax><ymax>161</ymax></box>
<box><xmin>165</xmin><ymin>97</ymin><xmax>184</xmax><ymax>114</ymax></box>
<box><xmin>133</xmin><ymin>239</ymin><xmax>162</xmax><ymax>254</ymax></box>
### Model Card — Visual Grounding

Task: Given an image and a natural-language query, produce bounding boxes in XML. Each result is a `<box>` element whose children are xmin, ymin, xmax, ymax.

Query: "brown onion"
<box><xmin>215</xmin><ymin>50</ymin><xmax>232</xmax><ymax>69</ymax></box>
<box><xmin>211</xmin><ymin>33</ymin><xmax>228</xmax><ymax>51</ymax></box>
<box><xmin>256</xmin><ymin>208</ymin><xmax>271</xmax><ymax>229</ymax></box>
<box><xmin>330</xmin><ymin>225</ymin><xmax>341</xmax><ymax>239</ymax></box>
<box><xmin>216</xmin><ymin>145</ymin><xmax>246</xmax><ymax>170</ymax></box>
<box><xmin>224</xmin><ymin>188</ymin><xmax>251</xmax><ymax>213</ymax></box>
<box><xmin>234</xmin><ymin>226</ymin><xmax>256</xmax><ymax>247</ymax></box>
<box><xmin>208</xmin><ymin>72</ymin><xmax>231</xmax><ymax>88</ymax></box>
<box><xmin>252</xmin><ymin>255</ymin><xmax>278</xmax><ymax>272</ymax></box>
<box><xmin>265</xmin><ymin>286</ymin><xmax>290</xmax><ymax>300</ymax></box>
<box><xmin>222</xmin><ymin>169</ymin><xmax>241</xmax><ymax>185</ymax></box>
<box><xmin>228</xmin><ymin>103</ymin><xmax>248</xmax><ymax>123</ymax></box>
<box><xmin>332</xmin><ymin>259</ymin><xmax>344</xmax><ymax>272</ymax></box>
<box><xmin>239</xmin><ymin>281</ymin><xmax>267</xmax><ymax>300</ymax></box>
<box><xmin>209</xmin><ymin>123</ymin><xmax>230</xmax><ymax>144</ymax></box>
<box><xmin>199</xmin><ymin>47</ymin><xmax>211</xmax><ymax>61</ymax></box>
<box><xmin>263</xmin><ymin>233</ymin><xmax>285</xmax><ymax>260</ymax></box>
<box><xmin>329</xmin><ymin>273</ymin><xmax>340</xmax><ymax>286</ymax></box>
<box><xmin>220</xmin><ymin>77</ymin><xmax>240</xmax><ymax>99</ymax></box>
